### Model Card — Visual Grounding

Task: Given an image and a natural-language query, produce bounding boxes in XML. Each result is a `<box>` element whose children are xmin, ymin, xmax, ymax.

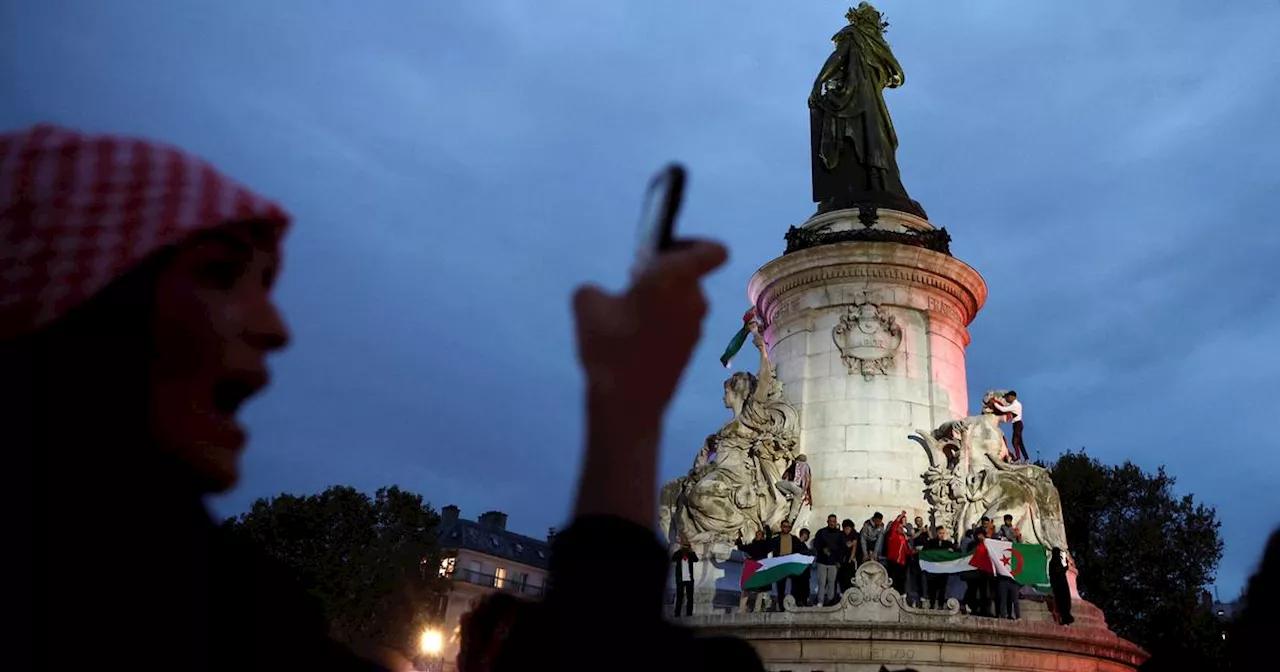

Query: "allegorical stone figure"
<box><xmin>657</xmin><ymin>324</ymin><xmax>802</xmax><ymax>545</ymax></box>
<box><xmin>809</xmin><ymin>3</ymin><xmax>927</xmax><ymax>219</ymax></box>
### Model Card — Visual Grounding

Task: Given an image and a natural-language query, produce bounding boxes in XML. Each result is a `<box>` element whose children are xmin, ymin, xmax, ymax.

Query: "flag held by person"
<box><xmin>918</xmin><ymin>539</ymin><xmax>1050</xmax><ymax>593</ymax></box>
<box><xmin>971</xmin><ymin>539</ymin><xmax>1051</xmax><ymax>593</ymax></box>
<box><xmin>917</xmin><ymin>548</ymin><xmax>974</xmax><ymax>574</ymax></box>
<box><xmin>740</xmin><ymin>553</ymin><xmax>813</xmax><ymax>591</ymax></box>
<box><xmin>719</xmin><ymin>307</ymin><xmax>758</xmax><ymax>368</ymax></box>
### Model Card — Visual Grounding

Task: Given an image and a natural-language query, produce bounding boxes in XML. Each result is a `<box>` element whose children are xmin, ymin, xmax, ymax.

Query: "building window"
<box><xmin>467</xmin><ymin>560</ymin><xmax>482</xmax><ymax>584</ymax></box>
<box><xmin>510</xmin><ymin>571</ymin><xmax>529</xmax><ymax>593</ymax></box>
<box><xmin>438</xmin><ymin>557</ymin><xmax>456</xmax><ymax>578</ymax></box>
<box><xmin>494</xmin><ymin>567</ymin><xmax>508</xmax><ymax>588</ymax></box>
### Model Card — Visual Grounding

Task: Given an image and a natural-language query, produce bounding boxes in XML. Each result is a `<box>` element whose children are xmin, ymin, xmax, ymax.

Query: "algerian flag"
<box><xmin>918</xmin><ymin>547</ymin><xmax>976</xmax><ymax>574</ymax></box>
<box><xmin>719</xmin><ymin>307</ymin><xmax>758</xmax><ymax>368</ymax></box>
<box><xmin>741</xmin><ymin>553</ymin><xmax>813</xmax><ymax>591</ymax></box>
<box><xmin>972</xmin><ymin>539</ymin><xmax>1051</xmax><ymax>593</ymax></box>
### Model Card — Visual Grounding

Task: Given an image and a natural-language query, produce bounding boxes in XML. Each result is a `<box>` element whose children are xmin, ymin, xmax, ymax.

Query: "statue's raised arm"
<box><xmin>747</xmin><ymin>322</ymin><xmax>773</xmax><ymax>406</ymax></box>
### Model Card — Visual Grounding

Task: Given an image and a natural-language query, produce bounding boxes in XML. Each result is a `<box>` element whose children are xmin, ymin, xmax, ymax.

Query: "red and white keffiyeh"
<box><xmin>0</xmin><ymin>124</ymin><xmax>289</xmax><ymax>340</ymax></box>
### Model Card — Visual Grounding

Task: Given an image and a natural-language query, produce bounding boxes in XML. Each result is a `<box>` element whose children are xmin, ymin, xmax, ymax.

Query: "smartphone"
<box><xmin>633</xmin><ymin>163</ymin><xmax>687</xmax><ymax>278</ymax></box>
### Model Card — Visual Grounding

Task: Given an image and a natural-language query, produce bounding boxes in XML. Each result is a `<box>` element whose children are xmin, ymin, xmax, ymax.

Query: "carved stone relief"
<box><xmin>832</xmin><ymin>296</ymin><xmax>903</xmax><ymax>380</ymax></box>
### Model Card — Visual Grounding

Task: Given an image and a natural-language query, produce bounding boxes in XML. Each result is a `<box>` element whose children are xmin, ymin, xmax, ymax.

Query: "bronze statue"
<box><xmin>809</xmin><ymin>3</ymin><xmax>926</xmax><ymax>219</ymax></box>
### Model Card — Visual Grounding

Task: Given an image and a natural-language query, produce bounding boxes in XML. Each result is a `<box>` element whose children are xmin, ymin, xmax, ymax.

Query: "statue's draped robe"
<box><xmin>810</xmin><ymin>21</ymin><xmax>925</xmax><ymax>218</ymax></box>
<box><xmin>678</xmin><ymin>391</ymin><xmax>798</xmax><ymax>543</ymax></box>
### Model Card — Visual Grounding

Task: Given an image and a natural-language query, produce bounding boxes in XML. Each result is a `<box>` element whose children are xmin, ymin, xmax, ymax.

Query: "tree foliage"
<box><xmin>222</xmin><ymin>485</ymin><xmax>447</xmax><ymax>655</ymax></box>
<box><xmin>1048</xmin><ymin>451</ymin><xmax>1224</xmax><ymax>666</ymax></box>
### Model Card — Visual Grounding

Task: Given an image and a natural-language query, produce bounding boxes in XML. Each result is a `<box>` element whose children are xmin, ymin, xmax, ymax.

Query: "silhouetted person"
<box><xmin>671</xmin><ymin>539</ymin><xmax>698</xmax><ymax>617</ymax></box>
<box><xmin>1224</xmin><ymin>527</ymin><xmax>1279</xmax><ymax>670</ymax></box>
<box><xmin>1049</xmin><ymin>547</ymin><xmax>1074</xmax><ymax>625</ymax></box>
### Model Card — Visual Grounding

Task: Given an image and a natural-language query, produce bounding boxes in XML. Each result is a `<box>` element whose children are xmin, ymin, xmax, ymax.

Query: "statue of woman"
<box><xmin>674</xmin><ymin>324</ymin><xmax>800</xmax><ymax>543</ymax></box>
<box><xmin>808</xmin><ymin>3</ymin><xmax>926</xmax><ymax>218</ymax></box>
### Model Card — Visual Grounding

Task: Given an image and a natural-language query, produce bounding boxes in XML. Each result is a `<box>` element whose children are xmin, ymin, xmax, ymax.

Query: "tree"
<box><xmin>222</xmin><ymin>485</ymin><xmax>447</xmax><ymax>656</ymax></box>
<box><xmin>1047</xmin><ymin>451</ymin><xmax>1225</xmax><ymax>667</ymax></box>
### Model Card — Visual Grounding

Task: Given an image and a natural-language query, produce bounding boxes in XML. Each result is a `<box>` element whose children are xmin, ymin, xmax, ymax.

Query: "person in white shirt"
<box><xmin>992</xmin><ymin>390</ymin><xmax>1028</xmax><ymax>463</ymax></box>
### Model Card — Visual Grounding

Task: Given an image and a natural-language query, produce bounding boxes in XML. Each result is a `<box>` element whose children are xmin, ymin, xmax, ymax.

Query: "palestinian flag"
<box><xmin>740</xmin><ymin>553</ymin><xmax>813</xmax><ymax>591</ymax></box>
<box><xmin>719</xmin><ymin>307</ymin><xmax>758</xmax><ymax>368</ymax></box>
<box><xmin>971</xmin><ymin>539</ymin><xmax>1052</xmax><ymax>593</ymax></box>
<box><xmin>917</xmin><ymin>547</ymin><xmax>976</xmax><ymax>574</ymax></box>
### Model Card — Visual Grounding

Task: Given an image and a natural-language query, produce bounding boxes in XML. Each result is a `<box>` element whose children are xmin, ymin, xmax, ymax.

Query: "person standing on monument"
<box><xmin>906</xmin><ymin>516</ymin><xmax>929</xmax><ymax>606</ymax></box>
<box><xmin>860</xmin><ymin>512</ymin><xmax>887</xmax><ymax>565</ymax></box>
<box><xmin>992</xmin><ymin>391</ymin><xmax>1029</xmax><ymax>463</ymax></box>
<box><xmin>670</xmin><ymin>538</ymin><xmax>698</xmax><ymax>618</ymax></box>
<box><xmin>837</xmin><ymin>519</ymin><xmax>861</xmax><ymax>595</ymax></box>
<box><xmin>1049</xmin><ymin>548</ymin><xmax>1075</xmax><ymax>626</ymax></box>
<box><xmin>812</xmin><ymin>514</ymin><xmax>845</xmax><ymax>605</ymax></box>
<box><xmin>775</xmin><ymin>454</ymin><xmax>812</xmax><ymax>526</ymax></box>
<box><xmin>922</xmin><ymin>527</ymin><xmax>958</xmax><ymax>609</ymax></box>
<box><xmin>997</xmin><ymin>514</ymin><xmax>1022</xmax><ymax>542</ymax></box>
<box><xmin>767</xmin><ymin>520</ymin><xmax>810</xmax><ymax>611</ymax></box>
<box><xmin>796</xmin><ymin>528</ymin><xmax>814</xmax><ymax>606</ymax></box>
<box><xmin>735</xmin><ymin>530</ymin><xmax>772</xmax><ymax>613</ymax></box>
<box><xmin>884</xmin><ymin>512</ymin><xmax>910</xmax><ymax>596</ymax></box>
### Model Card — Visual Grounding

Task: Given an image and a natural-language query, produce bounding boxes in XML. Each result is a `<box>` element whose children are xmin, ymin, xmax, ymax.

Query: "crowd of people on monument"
<box><xmin>672</xmin><ymin>510</ymin><xmax>1074</xmax><ymax>626</ymax></box>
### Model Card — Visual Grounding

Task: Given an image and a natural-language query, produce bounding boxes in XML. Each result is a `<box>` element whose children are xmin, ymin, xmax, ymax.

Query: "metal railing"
<box><xmin>451</xmin><ymin>570</ymin><xmax>545</xmax><ymax>597</ymax></box>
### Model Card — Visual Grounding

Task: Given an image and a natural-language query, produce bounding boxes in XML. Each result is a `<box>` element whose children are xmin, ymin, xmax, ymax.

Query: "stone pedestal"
<box><xmin>680</xmin><ymin>562</ymin><xmax>1147</xmax><ymax>671</ymax></box>
<box><xmin>748</xmin><ymin>208</ymin><xmax>987</xmax><ymax>526</ymax></box>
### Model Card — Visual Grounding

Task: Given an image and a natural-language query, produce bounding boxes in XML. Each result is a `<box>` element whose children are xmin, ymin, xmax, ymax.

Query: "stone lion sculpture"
<box><xmin>909</xmin><ymin>390</ymin><xmax>1068</xmax><ymax>550</ymax></box>
<box><xmin>658</xmin><ymin>326</ymin><xmax>801</xmax><ymax>545</ymax></box>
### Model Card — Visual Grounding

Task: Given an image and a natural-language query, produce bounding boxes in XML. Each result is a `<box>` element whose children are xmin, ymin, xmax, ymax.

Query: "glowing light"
<box><xmin>420</xmin><ymin>628</ymin><xmax>444</xmax><ymax>656</ymax></box>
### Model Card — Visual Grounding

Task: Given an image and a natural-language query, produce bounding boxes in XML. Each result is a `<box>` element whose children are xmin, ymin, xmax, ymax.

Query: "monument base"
<box><xmin>678</xmin><ymin>563</ymin><xmax>1146</xmax><ymax>671</ymax></box>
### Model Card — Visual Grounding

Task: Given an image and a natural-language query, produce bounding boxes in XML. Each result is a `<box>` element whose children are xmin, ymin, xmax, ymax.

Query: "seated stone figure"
<box><xmin>659</xmin><ymin>325</ymin><xmax>801</xmax><ymax>545</ymax></box>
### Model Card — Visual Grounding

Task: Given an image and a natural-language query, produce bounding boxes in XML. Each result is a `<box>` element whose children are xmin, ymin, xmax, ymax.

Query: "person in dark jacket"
<box><xmin>795</xmin><ymin>528</ymin><xmax>813</xmax><ymax>606</ymax></box>
<box><xmin>811</xmin><ymin>514</ymin><xmax>845</xmax><ymax>605</ymax></box>
<box><xmin>671</xmin><ymin>539</ymin><xmax>699</xmax><ymax>617</ymax></box>
<box><xmin>735</xmin><ymin>529</ymin><xmax>771</xmax><ymax>613</ymax></box>
<box><xmin>1049</xmin><ymin>547</ymin><xmax>1074</xmax><ymax>625</ymax></box>
<box><xmin>922</xmin><ymin>527</ymin><xmax>958</xmax><ymax>609</ymax></box>
<box><xmin>836</xmin><ymin>519</ymin><xmax>860</xmax><ymax>596</ymax></box>
<box><xmin>906</xmin><ymin>517</ymin><xmax>930</xmax><ymax>607</ymax></box>
<box><xmin>767</xmin><ymin>519</ymin><xmax>809</xmax><ymax>611</ymax></box>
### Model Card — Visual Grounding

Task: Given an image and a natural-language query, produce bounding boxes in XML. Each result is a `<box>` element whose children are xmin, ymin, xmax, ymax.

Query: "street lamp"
<box><xmin>419</xmin><ymin>627</ymin><xmax>444</xmax><ymax>672</ymax></box>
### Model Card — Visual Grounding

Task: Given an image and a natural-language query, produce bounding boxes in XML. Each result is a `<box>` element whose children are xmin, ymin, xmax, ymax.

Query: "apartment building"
<box><xmin>435</xmin><ymin>505</ymin><xmax>551</xmax><ymax>668</ymax></box>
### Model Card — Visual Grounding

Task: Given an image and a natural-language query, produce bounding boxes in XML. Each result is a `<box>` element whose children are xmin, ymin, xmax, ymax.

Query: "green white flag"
<box><xmin>719</xmin><ymin>307</ymin><xmax>758</xmax><ymax>368</ymax></box>
<box><xmin>917</xmin><ymin>547</ymin><xmax>975</xmax><ymax>574</ymax></box>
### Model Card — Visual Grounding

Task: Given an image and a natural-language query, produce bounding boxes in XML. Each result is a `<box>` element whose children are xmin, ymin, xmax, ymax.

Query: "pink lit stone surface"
<box><xmin>748</xmin><ymin>209</ymin><xmax>988</xmax><ymax>530</ymax></box>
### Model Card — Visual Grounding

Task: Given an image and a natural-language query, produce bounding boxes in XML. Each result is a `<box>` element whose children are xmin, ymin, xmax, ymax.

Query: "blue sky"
<box><xmin>4</xmin><ymin>1</ymin><xmax>1278</xmax><ymax>598</ymax></box>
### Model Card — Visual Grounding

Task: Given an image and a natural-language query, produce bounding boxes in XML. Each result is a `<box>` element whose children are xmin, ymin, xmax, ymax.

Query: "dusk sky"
<box><xmin>4</xmin><ymin>1</ymin><xmax>1277</xmax><ymax>598</ymax></box>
